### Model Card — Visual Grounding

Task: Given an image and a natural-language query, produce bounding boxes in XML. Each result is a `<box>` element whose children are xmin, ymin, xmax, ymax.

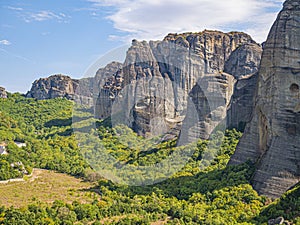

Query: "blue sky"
<box><xmin>0</xmin><ymin>0</ymin><xmax>284</xmax><ymax>93</ymax></box>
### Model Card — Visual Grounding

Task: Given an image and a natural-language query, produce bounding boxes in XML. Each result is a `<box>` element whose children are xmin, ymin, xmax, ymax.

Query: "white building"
<box><xmin>0</xmin><ymin>143</ymin><xmax>8</xmax><ymax>155</ymax></box>
<box><xmin>14</xmin><ymin>141</ymin><xmax>26</xmax><ymax>148</ymax></box>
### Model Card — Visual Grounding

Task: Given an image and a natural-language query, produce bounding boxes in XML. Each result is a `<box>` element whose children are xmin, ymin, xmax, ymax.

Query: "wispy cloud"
<box><xmin>41</xmin><ymin>32</ymin><xmax>51</xmax><ymax>36</ymax></box>
<box><xmin>6</xmin><ymin>6</ymin><xmax>24</xmax><ymax>11</ymax></box>
<box><xmin>88</xmin><ymin>0</ymin><xmax>285</xmax><ymax>43</ymax></box>
<box><xmin>5</xmin><ymin>5</ymin><xmax>70</xmax><ymax>23</ymax></box>
<box><xmin>1</xmin><ymin>24</ymin><xmax>14</xmax><ymax>29</ymax></box>
<box><xmin>0</xmin><ymin>40</ymin><xmax>11</xmax><ymax>46</ymax></box>
<box><xmin>73</xmin><ymin>7</ymin><xmax>100</xmax><ymax>12</ymax></box>
<box><xmin>0</xmin><ymin>48</ymin><xmax>34</xmax><ymax>63</ymax></box>
<box><xmin>23</xmin><ymin>10</ymin><xmax>70</xmax><ymax>23</ymax></box>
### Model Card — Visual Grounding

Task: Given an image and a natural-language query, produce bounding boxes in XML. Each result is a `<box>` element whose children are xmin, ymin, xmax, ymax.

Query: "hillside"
<box><xmin>0</xmin><ymin>93</ymin><xmax>298</xmax><ymax>224</ymax></box>
<box><xmin>0</xmin><ymin>0</ymin><xmax>299</xmax><ymax>224</ymax></box>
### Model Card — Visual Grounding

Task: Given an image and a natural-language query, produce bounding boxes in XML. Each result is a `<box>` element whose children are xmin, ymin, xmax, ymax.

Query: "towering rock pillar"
<box><xmin>230</xmin><ymin>0</ymin><xmax>300</xmax><ymax>198</ymax></box>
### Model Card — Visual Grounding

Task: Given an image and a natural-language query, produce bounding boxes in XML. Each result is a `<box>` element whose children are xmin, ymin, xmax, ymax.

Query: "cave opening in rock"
<box><xmin>290</xmin><ymin>83</ymin><xmax>299</xmax><ymax>93</ymax></box>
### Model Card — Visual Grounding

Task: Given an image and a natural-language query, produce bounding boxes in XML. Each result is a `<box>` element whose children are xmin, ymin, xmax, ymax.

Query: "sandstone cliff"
<box><xmin>26</xmin><ymin>30</ymin><xmax>262</xmax><ymax>141</ymax></box>
<box><xmin>230</xmin><ymin>0</ymin><xmax>300</xmax><ymax>198</ymax></box>
<box><xmin>95</xmin><ymin>31</ymin><xmax>262</xmax><ymax>138</ymax></box>
<box><xmin>179</xmin><ymin>72</ymin><xmax>236</xmax><ymax>144</ymax></box>
<box><xmin>226</xmin><ymin>43</ymin><xmax>263</xmax><ymax>130</ymax></box>
<box><xmin>26</xmin><ymin>75</ymin><xmax>79</xmax><ymax>100</ymax></box>
<box><xmin>0</xmin><ymin>87</ymin><xmax>7</xmax><ymax>99</ymax></box>
<box><xmin>76</xmin><ymin>62</ymin><xmax>122</xmax><ymax>106</ymax></box>
<box><xmin>26</xmin><ymin>62</ymin><xmax>122</xmax><ymax>104</ymax></box>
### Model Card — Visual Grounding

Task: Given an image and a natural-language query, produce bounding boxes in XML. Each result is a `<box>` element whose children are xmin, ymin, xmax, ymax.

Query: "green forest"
<box><xmin>0</xmin><ymin>94</ymin><xmax>299</xmax><ymax>224</ymax></box>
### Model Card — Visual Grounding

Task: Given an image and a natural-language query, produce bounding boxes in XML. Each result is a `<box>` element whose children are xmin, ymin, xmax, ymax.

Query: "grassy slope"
<box><xmin>0</xmin><ymin>169</ymin><xmax>97</xmax><ymax>208</ymax></box>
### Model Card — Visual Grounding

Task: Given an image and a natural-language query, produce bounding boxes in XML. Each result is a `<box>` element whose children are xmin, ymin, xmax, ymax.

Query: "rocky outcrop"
<box><xmin>0</xmin><ymin>87</ymin><xmax>7</xmax><ymax>99</ymax></box>
<box><xmin>227</xmin><ymin>73</ymin><xmax>258</xmax><ymax>131</ymax></box>
<box><xmin>26</xmin><ymin>30</ymin><xmax>262</xmax><ymax>141</ymax></box>
<box><xmin>76</xmin><ymin>62</ymin><xmax>122</xmax><ymax>106</ymax></box>
<box><xmin>224</xmin><ymin>43</ymin><xmax>262</xmax><ymax>80</ymax></box>
<box><xmin>95</xmin><ymin>30</ymin><xmax>262</xmax><ymax>138</ymax></box>
<box><xmin>26</xmin><ymin>62</ymin><xmax>122</xmax><ymax>104</ymax></box>
<box><xmin>230</xmin><ymin>0</ymin><xmax>300</xmax><ymax>198</ymax></box>
<box><xmin>26</xmin><ymin>75</ymin><xmax>79</xmax><ymax>100</ymax></box>
<box><xmin>179</xmin><ymin>73</ymin><xmax>236</xmax><ymax>144</ymax></box>
<box><xmin>163</xmin><ymin>31</ymin><xmax>257</xmax><ymax>74</ymax></box>
<box><xmin>226</xmin><ymin>43</ymin><xmax>263</xmax><ymax>131</ymax></box>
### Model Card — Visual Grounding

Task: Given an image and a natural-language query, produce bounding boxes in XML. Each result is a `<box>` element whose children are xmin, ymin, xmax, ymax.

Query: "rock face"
<box><xmin>26</xmin><ymin>62</ymin><xmax>122</xmax><ymax>104</ymax></box>
<box><xmin>26</xmin><ymin>75</ymin><xmax>79</xmax><ymax>100</ymax></box>
<box><xmin>0</xmin><ymin>87</ymin><xmax>7</xmax><ymax>99</ymax></box>
<box><xmin>76</xmin><ymin>62</ymin><xmax>122</xmax><ymax>106</ymax></box>
<box><xmin>226</xmin><ymin>43</ymin><xmax>263</xmax><ymax>131</ymax></box>
<box><xmin>227</xmin><ymin>73</ymin><xmax>259</xmax><ymax>131</ymax></box>
<box><xmin>224</xmin><ymin>43</ymin><xmax>262</xmax><ymax>80</ymax></box>
<box><xmin>230</xmin><ymin>0</ymin><xmax>300</xmax><ymax>198</ymax></box>
<box><xmin>179</xmin><ymin>73</ymin><xmax>236</xmax><ymax>144</ymax></box>
<box><xmin>26</xmin><ymin>30</ymin><xmax>262</xmax><ymax>141</ymax></box>
<box><xmin>95</xmin><ymin>31</ymin><xmax>262</xmax><ymax>138</ymax></box>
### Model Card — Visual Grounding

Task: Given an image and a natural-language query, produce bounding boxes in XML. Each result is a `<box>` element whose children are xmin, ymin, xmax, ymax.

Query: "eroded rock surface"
<box><xmin>230</xmin><ymin>0</ymin><xmax>300</xmax><ymax>198</ymax></box>
<box><xmin>26</xmin><ymin>30</ymin><xmax>262</xmax><ymax>141</ymax></box>
<box><xmin>179</xmin><ymin>73</ymin><xmax>236</xmax><ymax>144</ymax></box>
<box><xmin>26</xmin><ymin>75</ymin><xmax>79</xmax><ymax>100</ymax></box>
<box><xmin>95</xmin><ymin>31</ymin><xmax>261</xmax><ymax>138</ymax></box>
<box><xmin>26</xmin><ymin>62</ymin><xmax>122</xmax><ymax>105</ymax></box>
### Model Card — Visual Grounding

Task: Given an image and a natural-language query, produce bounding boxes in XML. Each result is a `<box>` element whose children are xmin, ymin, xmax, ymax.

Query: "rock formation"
<box><xmin>95</xmin><ymin>31</ymin><xmax>262</xmax><ymax>138</ymax></box>
<box><xmin>26</xmin><ymin>75</ymin><xmax>79</xmax><ymax>100</ymax></box>
<box><xmin>226</xmin><ymin>73</ymin><xmax>259</xmax><ymax>131</ymax></box>
<box><xmin>0</xmin><ymin>87</ymin><xmax>7</xmax><ymax>99</ymax></box>
<box><xmin>179</xmin><ymin>72</ymin><xmax>236</xmax><ymax>144</ymax></box>
<box><xmin>26</xmin><ymin>62</ymin><xmax>122</xmax><ymax>104</ymax></box>
<box><xmin>26</xmin><ymin>30</ymin><xmax>262</xmax><ymax>141</ymax></box>
<box><xmin>230</xmin><ymin>0</ymin><xmax>300</xmax><ymax>198</ymax></box>
<box><xmin>224</xmin><ymin>43</ymin><xmax>262</xmax><ymax>80</ymax></box>
<box><xmin>76</xmin><ymin>62</ymin><xmax>122</xmax><ymax>106</ymax></box>
<box><xmin>226</xmin><ymin>43</ymin><xmax>263</xmax><ymax>130</ymax></box>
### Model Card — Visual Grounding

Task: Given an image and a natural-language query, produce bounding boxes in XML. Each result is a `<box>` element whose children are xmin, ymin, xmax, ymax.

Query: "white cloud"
<box><xmin>0</xmin><ymin>40</ymin><xmax>11</xmax><ymax>46</ymax></box>
<box><xmin>59</xmin><ymin>13</ymin><xmax>67</xmax><ymax>18</ymax></box>
<box><xmin>24</xmin><ymin>10</ymin><xmax>69</xmax><ymax>23</ymax></box>
<box><xmin>6</xmin><ymin>6</ymin><xmax>24</xmax><ymax>11</ymax></box>
<box><xmin>88</xmin><ymin>0</ymin><xmax>285</xmax><ymax>43</ymax></box>
<box><xmin>5</xmin><ymin>5</ymin><xmax>70</xmax><ymax>23</ymax></box>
